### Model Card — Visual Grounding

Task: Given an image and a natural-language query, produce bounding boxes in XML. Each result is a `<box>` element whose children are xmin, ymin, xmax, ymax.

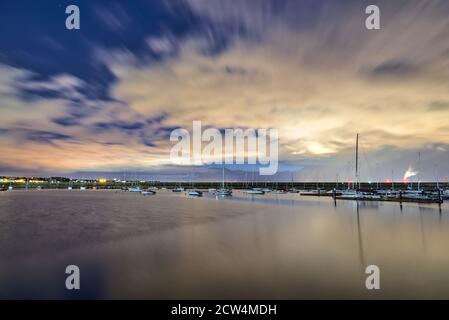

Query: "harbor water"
<box><xmin>0</xmin><ymin>189</ymin><xmax>448</xmax><ymax>299</ymax></box>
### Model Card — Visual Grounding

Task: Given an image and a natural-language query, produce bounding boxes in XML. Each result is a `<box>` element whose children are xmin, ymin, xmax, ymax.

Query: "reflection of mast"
<box><xmin>418</xmin><ymin>207</ymin><xmax>427</xmax><ymax>254</ymax></box>
<box><xmin>356</xmin><ymin>202</ymin><xmax>365</xmax><ymax>269</ymax></box>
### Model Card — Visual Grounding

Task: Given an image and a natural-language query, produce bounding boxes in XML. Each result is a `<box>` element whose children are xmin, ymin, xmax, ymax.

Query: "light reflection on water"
<box><xmin>0</xmin><ymin>189</ymin><xmax>448</xmax><ymax>299</ymax></box>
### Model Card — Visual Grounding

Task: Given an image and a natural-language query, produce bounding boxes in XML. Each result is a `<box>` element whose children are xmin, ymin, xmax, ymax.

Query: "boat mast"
<box><xmin>356</xmin><ymin>133</ymin><xmax>359</xmax><ymax>190</ymax></box>
<box><xmin>417</xmin><ymin>152</ymin><xmax>421</xmax><ymax>191</ymax></box>
<box><xmin>435</xmin><ymin>165</ymin><xmax>440</xmax><ymax>190</ymax></box>
<box><xmin>391</xmin><ymin>170</ymin><xmax>394</xmax><ymax>191</ymax></box>
<box><xmin>222</xmin><ymin>167</ymin><xmax>225</xmax><ymax>189</ymax></box>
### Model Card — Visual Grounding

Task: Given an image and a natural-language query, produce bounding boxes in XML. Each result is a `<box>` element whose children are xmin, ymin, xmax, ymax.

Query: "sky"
<box><xmin>0</xmin><ymin>0</ymin><xmax>449</xmax><ymax>182</ymax></box>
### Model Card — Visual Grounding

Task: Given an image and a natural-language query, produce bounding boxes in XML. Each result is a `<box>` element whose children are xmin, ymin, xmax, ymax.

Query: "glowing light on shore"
<box><xmin>403</xmin><ymin>166</ymin><xmax>418</xmax><ymax>181</ymax></box>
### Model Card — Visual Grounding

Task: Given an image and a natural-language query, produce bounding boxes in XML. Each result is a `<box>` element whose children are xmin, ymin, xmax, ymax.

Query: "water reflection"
<box><xmin>356</xmin><ymin>202</ymin><xmax>365</xmax><ymax>271</ymax></box>
<box><xmin>0</xmin><ymin>189</ymin><xmax>448</xmax><ymax>299</ymax></box>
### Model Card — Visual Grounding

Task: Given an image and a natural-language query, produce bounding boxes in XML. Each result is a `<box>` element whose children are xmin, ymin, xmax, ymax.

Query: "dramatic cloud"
<box><xmin>0</xmin><ymin>0</ymin><xmax>449</xmax><ymax>180</ymax></box>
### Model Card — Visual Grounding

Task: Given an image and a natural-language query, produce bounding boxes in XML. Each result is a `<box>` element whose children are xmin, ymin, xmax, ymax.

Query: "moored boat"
<box><xmin>388</xmin><ymin>190</ymin><xmax>443</xmax><ymax>203</ymax></box>
<box><xmin>215</xmin><ymin>188</ymin><xmax>232</xmax><ymax>196</ymax></box>
<box><xmin>215</xmin><ymin>167</ymin><xmax>232</xmax><ymax>197</ymax></box>
<box><xmin>336</xmin><ymin>191</ymin><xmax>382</xmax><ymax>201</ymax></box>
<box><xmin>272</xmin><ymin>189</ymin><xmax>288</xmax><ymax>194</ymax></box>
<box><xmin>300</xmin><ymin>189</ymin><xmax>326</xmax><ymax>196</ymax></box>
<box><xmin>244</xmin><ymin>189</ymin><xmax>265</xmax><ymax>195</ymax></box>
<box><xmin>187</xmin><ymin>190</ymin><xmax>203</xmax><ymax>197</ymax></box>
<box><xmin>141</xmin><ymin>190</ymin><xmax>156</xmax><ymax>196</ymax></box>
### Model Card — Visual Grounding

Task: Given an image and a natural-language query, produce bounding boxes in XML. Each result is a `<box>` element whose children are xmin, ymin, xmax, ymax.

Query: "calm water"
<box><xmin>0</xmin><ymin>189</ymin><xmax>448</xmax><ymax>299</ymax></box>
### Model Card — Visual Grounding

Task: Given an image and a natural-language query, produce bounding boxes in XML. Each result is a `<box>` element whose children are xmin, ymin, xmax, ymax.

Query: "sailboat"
<box><xmin>172</xmin><ymin>182</ymin><xmax>184</xmax><ymax>192</ymax></box>
<box><xmin>271</xmin><ymin>183</ymin><xmax>287</xmax><ymax>194</ymax></box>
<box><xmin>215</xmin><ymin>167</ymin><xmax>232</xmax><ymax>196</ymax></box>
<box><xmin>262</xmin><ymin>181</ymin><xmax>273</xmax><ymax>193</ymax></box>
<box><xmin>186</xmin><ymin>174</ymin><xmax>203</xmax><ymax>197</ymax></box>
<box><xmin>141</xmin><ymin>189</ymin><xmax>156</xmax><ymax>196</ymax></box>
<box><xmin>245</xmin><ymin>189</ymin><xmax>265</xmax><ymax>194</ymax></box>
<box><xmin>337</xmin><ymin>134</ymin><xmax>381</xmax><ymax>200</ymax></box>
<box><xmin>335</xmin><ymin>135</ymin><xmax>442</xmax><ymax>203</ymax></box>
<box><xmin>288</xmin><ymin>173</ymin><xmax>300</xmax><ymax>193</ymax></box>
<box><xmin>300</xmin><ymin>189</ymin><xmax>325</xmax><ymax>196</ymax></box>
<box><xmin>243</xmin><ymin>168</ymin><xmax>265</xmax><ymax>194</ymax></box>
<box><xmin>187</xmin><ymin>190</ymin><xmax>203</xmax><ymax>197</ymax></box>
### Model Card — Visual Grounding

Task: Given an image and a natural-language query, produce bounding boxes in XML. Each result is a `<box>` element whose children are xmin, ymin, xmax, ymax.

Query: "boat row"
<box><xmin>242</xmin><ymin>188</ymin><xmax>299</xmax><ymax>195</ymax></box>
<box><xmin>127</xmin><ymin>186</ymin><xmax>157</xmax><ymax>195</ymax></box>
<box><xmin>335</xmin><ymin>188</ymin><xmax>446</xmax><ymax>204</ymax></box>
<box><xmin>185</xmin><ymin>188</ymin><xmax>233</xmax><ymax>197</ymax></box>
<box><xmin>239</xmin><ymin>187</ymin><xmax>445</xmax><ymax>203</ymax></box>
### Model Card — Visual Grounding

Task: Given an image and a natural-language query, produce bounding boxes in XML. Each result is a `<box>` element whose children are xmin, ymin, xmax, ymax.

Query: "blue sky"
<box><xmin>1</xmin><ymin>0</ymin><xmax>449</xmax><ymax>181</ymax></box>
